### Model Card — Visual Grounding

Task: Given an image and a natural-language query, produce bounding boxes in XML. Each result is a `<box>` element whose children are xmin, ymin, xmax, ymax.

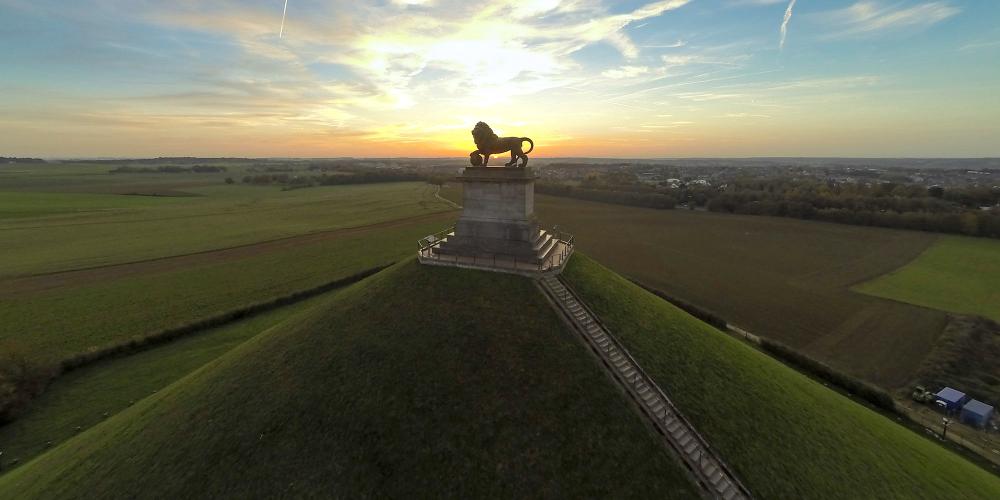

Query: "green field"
<box><xmin>563</xmin><ymin>255</ymin><xmax>1000</xmax><ymax>499</ymax></box>
<box><xmin>0</xmin><ymin>296</ymin><xmax>321</xmax><ymax>470</ymax></box>
<box><xmin>0</xmin><ymin>216</ymin><xmax>452</xmax><ymax>364</ymax></box>
<box><xmin>0</xmin><ymin>261</ymin><xmax>699</xmax><ymax>498</ymax></box>
<box><xmin>856</xmin><ymin>236</ymin><xmax>1000</xmax><ymax>322</ymax></box>
<box><xmin>0</xmin><ymin>169</ymin><xmax>458</xmax><ymax>366</ymax></box>
<box><xmin>1</xmin><ymin>182</ymin><xmax>450</xmax><ymax>277</ymax></box>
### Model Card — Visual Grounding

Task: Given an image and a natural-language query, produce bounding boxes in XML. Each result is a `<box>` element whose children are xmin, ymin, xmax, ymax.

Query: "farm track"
<box><xmin>0</xmin><ymin>211</ymin><xmax>455</xmax><ymax>296</ymax></box>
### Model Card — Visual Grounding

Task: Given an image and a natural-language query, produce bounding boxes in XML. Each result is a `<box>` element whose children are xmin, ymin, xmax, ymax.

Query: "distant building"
<box><xmin>934</xmin><ymin>387</ymin><xmax>968</xmax><ymax>414</ymax></box>
<box><xmin>960</xmin><ymin>400</ymin><xmax>994</xmax><ymax>429</ymax></box>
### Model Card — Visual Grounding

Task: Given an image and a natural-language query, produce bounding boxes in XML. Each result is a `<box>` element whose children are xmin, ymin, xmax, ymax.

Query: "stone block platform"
<box><xmin>417</xmin><ymin>166</ymin><xmax>574</xmax><ymax>277</ymax></box>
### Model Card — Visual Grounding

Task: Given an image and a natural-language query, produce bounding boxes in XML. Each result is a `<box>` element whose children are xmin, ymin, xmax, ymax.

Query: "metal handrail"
<box><xmin>545</xmin><ymin>276</ymin><xmax>753</xmax><ymax>499</ymax></box>
<box><xmin>417</xmin><ymin>225</ymin><xmax>455</xmax><ymax>252</ymax></box>
<box><xmin>418</xmin><ymin>226</ymin><xmax>574</xmax><ymax>274</ymax></box>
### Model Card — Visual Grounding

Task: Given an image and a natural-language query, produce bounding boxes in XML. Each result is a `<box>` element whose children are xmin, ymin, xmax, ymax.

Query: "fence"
<box><xmin>417</xmin><ymin>226</ymin><xmax>574</xmax><ymax>275</ymax></box>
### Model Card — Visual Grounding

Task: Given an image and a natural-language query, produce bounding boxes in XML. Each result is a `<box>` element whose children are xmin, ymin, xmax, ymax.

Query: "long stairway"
<box><xmin>538</xmin><ymin>276</ymin><xmax>752</xmax><ymax>500</ymax></box>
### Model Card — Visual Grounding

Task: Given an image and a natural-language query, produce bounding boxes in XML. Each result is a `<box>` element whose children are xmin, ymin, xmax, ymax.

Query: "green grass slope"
<box><xmin>0</xmin><ymin>260</ymin><xmax>697</xmax><ymax>498</ymax></box>
<box><xmin>563</xmin><ymin>254</ymin><xmax>1000</xmax><ymax>499</ymax></box>
<box><xmin>856</xmin><ymin>236</ymin><xmax>1000</xmax><ymax>322</ymax></box>
<box><xmin>0</xmin><ymin>296</ymin><xmax>320</xmax><ymax>471</ymax></box>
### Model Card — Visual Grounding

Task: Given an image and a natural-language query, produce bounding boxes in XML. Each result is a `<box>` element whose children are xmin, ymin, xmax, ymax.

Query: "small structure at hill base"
<box><xmin>960</xmin><ymin>399</ymin><xmax>994</xmax><ymax>429</ymax></box>
<box><xmin>934</xmin><ymin>387</ymin><xmax>968</xmax><ymax>414</ymax></box>
<box><xmin>418</xmin><ymin>166</ymin><xmax>574</xmax><ymax>276</ymax></box>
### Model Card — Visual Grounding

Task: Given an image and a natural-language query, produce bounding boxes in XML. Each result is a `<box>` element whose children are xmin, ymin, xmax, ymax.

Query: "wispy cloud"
<box><xmin>730</xmin><ymin>0</ymin><xmax>786</xmax><ymax>6</ymax></box>
<box><xmin>780</xmin><ymin>0</ymin><xmax>796</xmax><ymax>50</ymax></box>
<box><xmin>820</xmin><ymin>1</ymin><xmax>960</xmax><ymax>38</ymax></box>
<box><xmin>279</xmin><ymin>0</ymin><xmax>288</xmax><ymax>39</ymax></box>
<box><xmin>602</xmin><ymin>65</ymin><xmax>651</xmax><ymax>79</ymax></box>
<box><xmin>959</xmin><ymin>39</ymin><xmax>1000</xmax><ymax>51</ymax></box>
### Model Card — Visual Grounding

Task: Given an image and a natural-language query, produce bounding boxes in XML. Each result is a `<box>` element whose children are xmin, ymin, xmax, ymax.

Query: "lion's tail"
<box><xmin>522</xmin><ymin>137</ymin><xmax>534</xmax><ymax>155</ymax></box>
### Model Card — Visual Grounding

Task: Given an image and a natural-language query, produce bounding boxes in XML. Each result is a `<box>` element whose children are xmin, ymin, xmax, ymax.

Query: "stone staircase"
<box><xmin>538</xmin><ymin>275</ymin><xmax>752</xmax><ymax>500</ymax></box>
<box><xmin>532</xmin><ymin>229</ymin><xmax>558</xmax><ymax>262</ymax></box>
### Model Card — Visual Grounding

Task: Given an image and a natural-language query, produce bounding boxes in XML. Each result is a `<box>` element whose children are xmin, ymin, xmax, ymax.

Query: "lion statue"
<box><xmin>470</xmin><ymin>122</ymin><xmax>534</xmax><ymax>168</ymax></box>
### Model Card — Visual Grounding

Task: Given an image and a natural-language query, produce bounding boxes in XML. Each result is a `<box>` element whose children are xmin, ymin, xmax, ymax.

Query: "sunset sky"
<box><xmin>2</xmin><ymin>0</ymin><xmax>998</xmax><ymax>158</ymax></box>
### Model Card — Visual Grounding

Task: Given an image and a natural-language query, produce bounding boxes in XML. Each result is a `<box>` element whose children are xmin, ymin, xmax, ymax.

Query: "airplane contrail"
<box><xmin>279</xmin><ymin>0</ymin><xmax>289</xmax><ymax>39</ymax></box>
<box><xmin>780</xmin><ymin>0</ymin><xmax>796</xmax><ymax>50</ymax></box>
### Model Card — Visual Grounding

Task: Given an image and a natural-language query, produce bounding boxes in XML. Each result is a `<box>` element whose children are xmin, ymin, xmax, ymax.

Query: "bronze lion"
<box><xmin>470</xmin><ymin>122</ymin><xmax>534</xmax><ymax>168</ymax></box>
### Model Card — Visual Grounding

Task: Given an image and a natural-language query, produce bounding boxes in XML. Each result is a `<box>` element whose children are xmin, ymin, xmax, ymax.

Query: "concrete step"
<box><xmin>684</xmin><ymin>439</ymin><xmax>699</xmax><ymax>455</ymax></box>
<box><xmin>532</xmin><ymin>230</ymin><xmax>553</xmax><ymax>251</ymax></box>
<box><xmin>676</xmin><ymin>433</ymin><xmax>692</xmax><ymax>448</ymax></box>
<box><xmin>705</xmin><ymin>465</ymin><xmax>720</xmax><ymax>483</ymax></box>
<box><xmin>536</xmin><ymin>237</ymin><xmax>558</xmax><ymax>261</ymax></box>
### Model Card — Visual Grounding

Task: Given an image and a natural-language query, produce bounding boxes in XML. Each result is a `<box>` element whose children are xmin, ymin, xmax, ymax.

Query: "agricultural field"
<box><xmin>563</xmin><ymin>255</ymin><xmax>1000</xmax><ymax>498</ymax></box>
<box><xmin>1</xmin><ymin>181</ymin><xmax>449</xmax><ymax>277</ymax></box>
<box><xmin>855</xmin><ymin>236</ymin><xmax>1000</xmax><ymax>322</ymax></box>
<box><xmin>524</xmin><ymin>192</ymin><xmax>947</xmax><ymax>388</ymax></box>
<box><xmin>0</xmin><ymin>215</ymin><xmax>453</xmax><ymax>364</ymax></box>
<box><xmin>0</xmin><ymin>164</ymin><xmax>458</xmax><ymax>367</ymax></box>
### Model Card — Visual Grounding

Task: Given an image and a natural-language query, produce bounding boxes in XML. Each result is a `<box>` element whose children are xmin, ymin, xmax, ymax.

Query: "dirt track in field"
<box><xmin>1</xmin><ymin>211</ymin><xmax>455</xmax><ymax>297</ymax></box>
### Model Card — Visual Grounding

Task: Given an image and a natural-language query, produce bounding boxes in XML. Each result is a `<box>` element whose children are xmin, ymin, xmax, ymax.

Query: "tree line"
<box><xmin>538</xmin><ymin>173</ymin><xmax>1000</xmax><ymax>239</ymax></box>
<box><xmin>110</xmin><ymin>165</ymin><xmax>227</xmax><ymax>174</ymax></box>
<box><xmin>706</xmin><ymin>179</ymin><xmax>1000</xmax><ymax>238</ymax></box>
<box><xmin>239</xmin><ymin>169</ymin><xmax>422</xmax><ymax>188</ymax></box>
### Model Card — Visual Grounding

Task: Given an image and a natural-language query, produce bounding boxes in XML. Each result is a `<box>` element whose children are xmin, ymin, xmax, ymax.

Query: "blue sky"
<box><xmin>1</xmin><ymin>0</ymin><xmax>998</xmax><ymax>157</ymax></box>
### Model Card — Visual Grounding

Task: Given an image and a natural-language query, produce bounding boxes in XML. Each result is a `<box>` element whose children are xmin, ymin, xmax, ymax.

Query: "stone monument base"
<box><xmin>418</xmin><ymin>166</ymin><xmax>573</xmax><ymax>276</ymax></box>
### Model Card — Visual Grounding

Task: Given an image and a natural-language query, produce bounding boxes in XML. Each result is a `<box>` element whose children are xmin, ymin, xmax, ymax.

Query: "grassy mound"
<box><xmin>563</xmin><ymin>254</ymin><xmax>1000</xmax><ymax>499</ymax></box>
<box><xmin>0</xmin><ymin>260</ymin><xmax>696</xmax><ymax>498</ymax></box>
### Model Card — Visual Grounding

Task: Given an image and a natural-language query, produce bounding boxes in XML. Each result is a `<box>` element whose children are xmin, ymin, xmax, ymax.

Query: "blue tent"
<box><xmin>934</xmin><ymin>387</ymin><xmax>967</xmax><ymax>413</ymax></box>
<box><xmin>960</xmin><ymin>400</ymin><xmax>994</xmax><ymax>429</ymax></box>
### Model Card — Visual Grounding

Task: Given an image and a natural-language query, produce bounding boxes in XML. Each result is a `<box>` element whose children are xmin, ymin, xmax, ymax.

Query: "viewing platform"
<box><xmin>417</xmin><ymin>166</ymin><xmax>574</xmax><ymax>277</ymax></box>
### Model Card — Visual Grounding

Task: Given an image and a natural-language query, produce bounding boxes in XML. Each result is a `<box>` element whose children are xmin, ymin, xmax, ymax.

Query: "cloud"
<box><xmin>959</xmin><ymin>40</ymin><xmax>1000</xmax><ymax>51</ymax></box>
<box><xmin>820</xmin><ymin>1</ymin><xmax>960</xmax><ymax>38</ymax></box>
<box><xmin>602</xmin><ymin>65</ymin><xmax>651</xmax><ymax>79</ymax></box>
<box><xmin>730</xmin><ymin>0</ymin><xmax>786</xmax><ymax>5</ymax></box>
<box><xmin>642</xmin><ymin>39</ymin><xmax>686</xmax><ymax>49</ymax></box>
<box><xmin>780</xmin><ymin>0</ymin><xmax>796</xmax><ymax>50</ymax></box>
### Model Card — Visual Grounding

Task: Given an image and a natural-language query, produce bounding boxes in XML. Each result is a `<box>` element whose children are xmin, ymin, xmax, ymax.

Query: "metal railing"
<box><xmin>539</xmin><ymin>276</ymin><xmax>753</xmax><ymax>500</ymax></box>
<box><xmin>416</xmin><ymin>226</ymin><xmax>455</xmax><ymax>253</ymax></box>
<box><xmin>417</xmin><ymin>226</ymin><xmax>574</xmax><ymax>275</ymax></box>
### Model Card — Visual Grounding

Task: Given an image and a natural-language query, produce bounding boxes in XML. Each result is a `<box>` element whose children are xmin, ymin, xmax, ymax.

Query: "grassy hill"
<box><xmin>563</xmin><ymin>254</ymin><xmax>1000</xmax><ymax>499</ymax></box>
<box><xmin>0</xmin><ymin>260</ymin><xmax>697</xmax><ymax>498</ymax></box>
<box><xmin>3</xmin><ymin>256</ymin><xmax>997</xmax><ymax>498</ymax></box>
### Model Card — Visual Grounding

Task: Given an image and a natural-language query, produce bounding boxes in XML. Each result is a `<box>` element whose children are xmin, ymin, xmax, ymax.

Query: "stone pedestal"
<box><xmin>434</xmin><ymin>167</ymin><xmax>556</xmax><ymax>264</ymax></box>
